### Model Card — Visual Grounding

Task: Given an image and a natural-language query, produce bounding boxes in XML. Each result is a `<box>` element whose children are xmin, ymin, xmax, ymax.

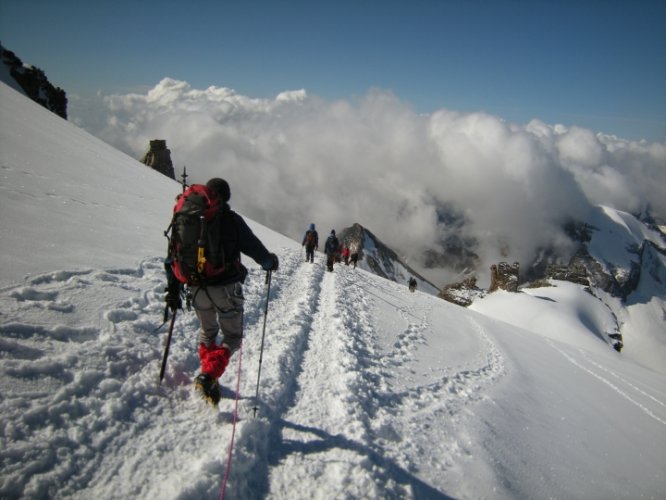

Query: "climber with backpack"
<box><xmin>164</xmin><ymin>177</ymin><xmax>279</xmax><ymax>405</ymax></box>
<box><xmin>324</xmin><ymin>230</ymin><xmax>339</xmax><ymax>272</ymax></box>
<box><xmin>301</xmin><ymin>223</ymin><xmax>319</xmax><ymax>263</ymax></box>
<box><xmin>409</xmin><ymin>276</ymin><xmax>417</xmax><ymax>292</ymax></box>
<box><xmin>342</xmin><ymin>245</ymin><xmax>350</xmax><ymax>265</ymax></box>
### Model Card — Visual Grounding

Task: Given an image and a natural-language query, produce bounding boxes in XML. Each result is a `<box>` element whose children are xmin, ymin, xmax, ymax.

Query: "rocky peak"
<box><xmin>337</xmin><ymin>223</ymin><xmax>439</xmax><ymax>294</ymax></box>
<box><xmin>489</xmin><ymin>261</ymin><xmax>520</xmax><ymax>292</ymax></box>
<box><xmin>337</xmin><ymin>223</ymin><xmax>365</xmax><ymax>258</ymax></box>
<box><xmin>140</xmin><ymin>140</ymin><xmax>175</xmax><ymax>179</ymax></box>
<box><xmin>0</xmin><ymin>43</ymin><xmax>67</xmax><ymax>119</ymax></box>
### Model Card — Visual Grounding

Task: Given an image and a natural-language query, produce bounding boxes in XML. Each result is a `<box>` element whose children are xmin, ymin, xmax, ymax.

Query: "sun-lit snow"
<box><xmin>1</xmin><ymin>81</ymin><xmax>665</xmax><ymax>499</ymax></box>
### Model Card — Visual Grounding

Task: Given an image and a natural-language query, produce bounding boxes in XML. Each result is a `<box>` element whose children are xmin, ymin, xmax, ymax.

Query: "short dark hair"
<box><xmin>206</xmin><ymin>178</ymin><xmax>230</xmax><ymax>202</ymax></box>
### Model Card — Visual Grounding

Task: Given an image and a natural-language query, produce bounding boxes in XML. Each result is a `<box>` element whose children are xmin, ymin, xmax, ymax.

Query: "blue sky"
<box><xmin>1</xmin><ymin>0</ymin><xmax>665</xmax><ymax>141</ymax></box>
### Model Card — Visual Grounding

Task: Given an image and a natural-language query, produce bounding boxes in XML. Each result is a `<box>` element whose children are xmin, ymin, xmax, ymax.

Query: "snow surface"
<box><xmin>1</xmin><ymin>81</ymin><xmax>665</xmax><ymax>499</ymax></box>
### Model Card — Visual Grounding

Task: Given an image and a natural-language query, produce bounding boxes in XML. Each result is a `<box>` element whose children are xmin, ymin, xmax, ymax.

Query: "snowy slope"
<box><xmin>587</xmin><ymin>205</ymin><xmax>664</xmax><ymax>277</ymax></box>
<box><xmin>0</xmin><ymin>82</ymin><xmax>294</xmax><ymax>285</ymax></box>
<box><xmin>1</xmin><ymin>81</ymin><xmax>665</xmax><ymax>499</ymax></box>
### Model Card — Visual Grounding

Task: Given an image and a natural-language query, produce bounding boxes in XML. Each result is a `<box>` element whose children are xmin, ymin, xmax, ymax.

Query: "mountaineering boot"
<box><xmin>194</xmin><ymin>373</ymin><xmax>221</xmax><ymax>406</ymax></box>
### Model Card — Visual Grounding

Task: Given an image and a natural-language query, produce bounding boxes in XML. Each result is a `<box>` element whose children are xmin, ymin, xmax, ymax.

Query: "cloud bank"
<box><xmin>70</xmin><ymin>78</ymin><xmax>666</xmax><ymax>285</ymax></box>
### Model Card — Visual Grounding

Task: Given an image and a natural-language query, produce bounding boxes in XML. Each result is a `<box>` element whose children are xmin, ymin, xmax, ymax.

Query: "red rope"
<box><xmin>219</xmin><ymin>340</ymin><xmax>243</xmax><ymax>500</ymax></box>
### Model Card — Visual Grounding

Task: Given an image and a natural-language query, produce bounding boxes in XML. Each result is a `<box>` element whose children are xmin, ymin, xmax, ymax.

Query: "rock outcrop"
<box><xmin>569</xmin><ymin>247</ymin><xmax>641</xmax><ymax>299</ymax></box>
<box><xmin>489</xmin><ymin>261</ymin><xmax>520</xmax><ymax>292</ymax></box>
<box><xmin>545</xmin><ymin>263</ymin><xmax>589</xmax><ymax>285</ymax></box>
<box><xmin>337</xmin><ymin>223</ymin><xmax>440</xmax><ymax>294</ymax></box>
<box><xmin>337</xmin><ymin>223</ymin><xmax>365</xmax><ymax>263</ymax></box>
<box><xmin>0</xmin><ymin>44</ymin><xmax>67</xmax><ymax>119</ymax></box>
<box><xmin>140</xmin><ymin>140</ymin><xmax>175</xmax><ymax>179</ymax></box>
<box><xmin>439</xmin><ymin>276</ymin><xmax>485</xmax><ymax>307</ymax></box>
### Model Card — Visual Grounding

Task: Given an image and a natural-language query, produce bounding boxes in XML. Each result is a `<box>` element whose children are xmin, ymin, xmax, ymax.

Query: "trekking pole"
<box><xmin>252</xmin><ymin>270</ymin><xmax>272</xmax><ymax>417</ymax></box>
<box><xmin>158</xmin><ymin>309</ymin><xmax>178</xmax><ymax>385</ymax></box>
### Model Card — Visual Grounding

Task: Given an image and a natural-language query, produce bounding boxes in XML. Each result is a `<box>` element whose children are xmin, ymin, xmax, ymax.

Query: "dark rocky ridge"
<box><xmin>1</xmin><ymin>43</ymin><xmax>67</xmax><ymax>119</ymax></box>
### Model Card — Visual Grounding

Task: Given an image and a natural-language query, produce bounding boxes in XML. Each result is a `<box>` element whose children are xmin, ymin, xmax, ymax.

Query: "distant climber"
<box><xmin>302</xmin><ymin>223</ymin><xmax>319</xmax><ymax>263</ymax></box>
<box><xmin>349</xmin><ymin>244</ymin><xmax>359</xmax><ymax>269</ymax></box>
<box><xmin>342</xmin><ymin>245</ymin><xmax>350</xmax><ymax>265</ymax></box>
<box><xmin>409</xmin><ymin>277</ymin><xmax>417</xmax><ymax>292</ymax></box>
<box><xmin>324</xmin><ymin>230</ymin><xmax>340</xmax><ymax>272</ymax></box>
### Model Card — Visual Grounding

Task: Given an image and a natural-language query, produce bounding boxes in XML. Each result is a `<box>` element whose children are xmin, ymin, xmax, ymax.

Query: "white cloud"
<box><xmin>556</xmin><ymin>126</ymin><xmax>604</xmax><ymax>166</ymax></box>
<box><xmin>70</xmin><ymin>79</ymin><xmax>666</xmax><ymax>285</ymax></box>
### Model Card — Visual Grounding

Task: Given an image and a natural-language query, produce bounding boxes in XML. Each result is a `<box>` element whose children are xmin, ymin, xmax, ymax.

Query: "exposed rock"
<box><xmin>140</xmin><ymin>140</ymin><xmax>175</xmax><ymax>179</ymax></box>
<box><xmin>337</xmin><ymin>223</ymin><xmax>365</xmax><ymax>262</ymax></box>
<box><xmin>489</xmin><ymin>262</ymin><xmax>520</xmax><ymax>292</ymax></box>
<box><xmin>439</xmin><ymin>276</ymin><xmax>485</xmax><ymax>307</ymax></box>
<box><xmin>0</xmin><ymin>44</ymin><xmax>67</xmax><ymax>119</ymax></box>
<box><xmin>564</xmin><ymin>219</ymin><xmax>594</xmax><ymax>243</ymax></box>
<box><xmin>522</xmin><ymin>278</ymin><xmax>554</xmax><ymax>289</ymax></box>
<box><xmin>570</xmin><ymin>247</ymin><xmax>641</xmax><ymax>299</ymax></box>
<box><xmin>545</xmin><ymin>263</ymin><xmax>589</xmax><ymax>286</ymax></box>
<box><xmin>609</xmin><ymin>333</ymin><xmax>624</xmax><ymax>352</ymax></box>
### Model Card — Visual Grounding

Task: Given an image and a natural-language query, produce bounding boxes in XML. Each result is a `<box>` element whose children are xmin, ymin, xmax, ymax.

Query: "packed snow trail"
<box><xmin>222</xmin><ymin>255</ymin><xmax>506</xmax><ymax>498</ymax></box>
<box><xmin>266</xmin><ymin>266</ymin><xmax>397</xmax><ymax>498</ymax></box>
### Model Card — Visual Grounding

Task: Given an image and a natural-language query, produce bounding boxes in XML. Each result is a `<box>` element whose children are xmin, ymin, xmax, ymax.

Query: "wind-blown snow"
<box><xmin>1</xmin><ymin>81</ymin><xmax>665</xmax><ymax>499</ymax></box>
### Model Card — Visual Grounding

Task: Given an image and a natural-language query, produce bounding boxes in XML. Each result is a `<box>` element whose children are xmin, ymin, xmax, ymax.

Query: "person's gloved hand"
<box><xmin>263</xmin><ymin>253</ymin><xmax>279</xmax><ymax>272</ymax></box>
<box><xmin>165</xmin><ymin>282</ymin><xmax>182</xmax><ymax>311</ymax></box>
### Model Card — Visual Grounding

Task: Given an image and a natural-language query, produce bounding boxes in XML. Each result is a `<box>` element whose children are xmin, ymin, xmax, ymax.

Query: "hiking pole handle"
<box><xmin>158</xmin><ymin>309</ymin><xmax>178</xmax><ymax>385</ymax></box>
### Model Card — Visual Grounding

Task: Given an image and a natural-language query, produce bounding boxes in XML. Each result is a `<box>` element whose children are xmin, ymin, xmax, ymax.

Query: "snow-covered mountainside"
<box><xmin>1</xmin><ymin>81</ymin><xmax>665</xmax><ymax>499</ymax></box>
<box><xmin>560</xmin><ymin>205</ymin><xmax>664</xmax><ymax>298</ymax></box>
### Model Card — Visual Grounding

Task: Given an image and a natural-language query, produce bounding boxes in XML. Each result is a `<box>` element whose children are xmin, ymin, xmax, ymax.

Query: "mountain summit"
<box><xmin>337</xmin><ymin>222</ymin><xmax>440</xmax><ymax>294</ymax></box>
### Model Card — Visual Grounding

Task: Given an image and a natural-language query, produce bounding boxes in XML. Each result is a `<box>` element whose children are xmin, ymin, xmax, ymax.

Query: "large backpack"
<box><xmin>165</xmin><ymin>184</ymin><xmax>231</xmax><ymax>285</ymax></box>
<box><xmin>305</xmin><ymin>230</ymin><xmax>316</xmax><ymax>246</ymax></box>
<box><xmin>326</xmin><ymin>235</ymin><xmax>339</xmax><ymax>254</ymax></box>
